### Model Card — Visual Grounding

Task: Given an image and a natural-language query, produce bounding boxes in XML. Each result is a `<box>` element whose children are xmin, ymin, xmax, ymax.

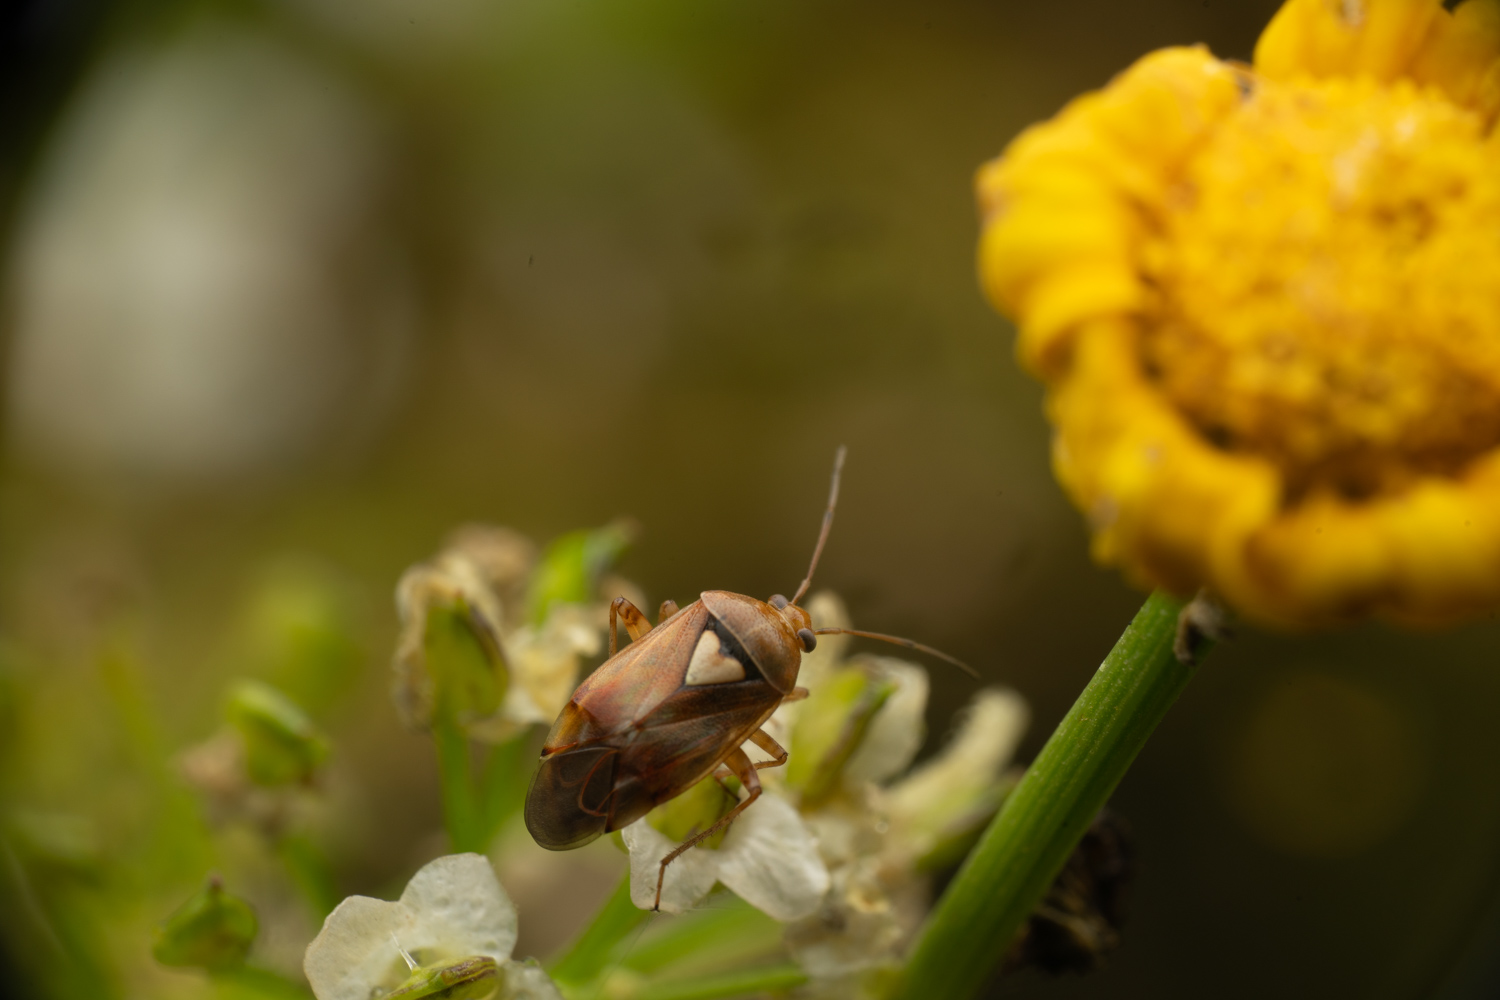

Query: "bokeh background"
<box><xmin>6</xmin><ymin>0</ymin><xmax>1500</xmax><ymax>997</ymax></box>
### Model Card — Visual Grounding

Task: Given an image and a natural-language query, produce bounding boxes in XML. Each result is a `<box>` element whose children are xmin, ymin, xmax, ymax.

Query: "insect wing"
<box><xmin>569</xmin><ymin>601</ymin><xmax>713</xmax><ymax>733</ymax></box>
<box><xmin>623</xmin><ymin>680</ymin><xmax>780</xmax><ymax>805</ymax></box>
<box><xmin>525</xmin><ymin>744</ymin><xmax>620</xmax><ymax>850</ymax></box>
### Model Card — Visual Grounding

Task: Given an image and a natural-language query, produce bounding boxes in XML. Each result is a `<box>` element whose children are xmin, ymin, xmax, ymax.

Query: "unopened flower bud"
<box><xmin>152</xmin><ymin>875</ymin><xmax>258</xmax><ymax>971</ymax></box>
<box><xmin>393</xmin><ymin>560</ymin><xmax>508</xmax><ymax>730</ymax></box>
<box><xmin>786</xmin><ymin>668</ymin><xmax>897</xmax><ymax>809</ymax></box>
<box><xmin>226</xmin><ymin>679</ymin><xmax>329</xmax><ymax>786</ymax></box>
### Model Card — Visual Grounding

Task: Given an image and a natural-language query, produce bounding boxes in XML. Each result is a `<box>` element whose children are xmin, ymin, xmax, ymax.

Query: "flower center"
<box><xmin>1142</xmin><ymin>76</ymin><xmax>1500</xmax><ymax>501</ymax></box>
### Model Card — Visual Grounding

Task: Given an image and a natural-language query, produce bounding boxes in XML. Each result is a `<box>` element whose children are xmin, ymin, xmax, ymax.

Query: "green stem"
<box><xmin>211</xmin><ymin>964</ymin><xmax>314</xmax><ymax>998</ymax></box>
<box><xmin>893</xmin><ymin>590</ymin><xmax>1208</xmax><ymax>999</ymax></box>
<box><xmin>478</xmin><ymin>734</ymin><xmax>530</xmax><ymax>844</ymax></box>
<box><xmin>549</xmin><ymin>874</ymin><xmax>651</xmax><ymax>985</ymax></box>
<box><xmin>433</xmin><ymin>718</ymin><xmax>485</xmax><ymax>854</ymax></box>
<box><xmin>637</xmin><ymin>963</ymin><xmax>808</xmax><ymax>1000</ymax></box>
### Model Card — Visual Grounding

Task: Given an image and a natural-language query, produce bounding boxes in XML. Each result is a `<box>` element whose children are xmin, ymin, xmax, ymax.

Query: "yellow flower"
<box><xmin>977</xmin><ymin>0</ymin><xmax>1500</xmax><ymax>627</ymax></box>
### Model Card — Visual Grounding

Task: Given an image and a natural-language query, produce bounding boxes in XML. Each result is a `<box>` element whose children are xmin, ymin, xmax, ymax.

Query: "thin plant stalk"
<box><xmin>433</xmin><ymin>718</ymin><xmax>486</xmax><ymax>854</ymax></box>
<box><xmin>893</xmin><ymin>590</ymin><xmax>1209</xmax><ymax>998</ymax></box>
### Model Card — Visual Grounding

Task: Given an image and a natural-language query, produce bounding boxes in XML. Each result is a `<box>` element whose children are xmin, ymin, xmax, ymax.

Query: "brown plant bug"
<box><xmin>522</xmin><ymin>447</ymin><xmax>975</xmax><ymax>910</ymax></box>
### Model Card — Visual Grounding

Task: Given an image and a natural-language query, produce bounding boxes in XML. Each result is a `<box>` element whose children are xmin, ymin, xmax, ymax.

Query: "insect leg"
<box><xmin>746</xmin><ymin>728</ymin><xmax>788</xmax><ymax>771</ymax></box>
<box><xmin>654</xmin><ymin>747</ymin><xmax>761</xmax><ymax>911</ymax></box>
<box><xmin>609</xmin><ymin>597</ymin><xmax>653</xmax><ymax>657</ymax></box>
<box><xmin>781</xmin><ymin>686</ymin><xmax>810</xmax><ymax>704</ymax></box>
<box><xmin>657</xmin><ymin>599</ymin><xmax>680</xmax><ymax>624</ymax></box>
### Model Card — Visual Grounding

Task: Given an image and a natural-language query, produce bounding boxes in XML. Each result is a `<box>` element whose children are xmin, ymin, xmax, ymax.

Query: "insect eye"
<box><xmin>769</xmin><ymin>594</ymin><xmax>789</xmax><ymax>610</ymax></box>
<box><xmin>796</xmin><ymin>628</ymin><xmax>817</xmax><ymax>653</ymax></box>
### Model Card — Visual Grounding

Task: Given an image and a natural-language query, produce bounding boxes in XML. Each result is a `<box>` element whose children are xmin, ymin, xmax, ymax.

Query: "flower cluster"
<box><xmin>619</xmin><ymin>593</ymin><xmax>1029</xmax><ymax>987</ymax></box>
<box><xmin>978</xmin><ymin>0</ymin><xmax>1500</xmax><ymax>626</ymax></box>
<box><xmin>393</xmin><ymin>522</ymin><xmax>634</xmax><ymax>739</ymax></box>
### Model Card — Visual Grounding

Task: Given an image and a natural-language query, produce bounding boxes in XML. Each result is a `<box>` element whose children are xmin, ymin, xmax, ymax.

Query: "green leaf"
<box><xmin>527</xmin><ymin>521</ymin><xmax>635</xmax><ymax>625</ymax></box>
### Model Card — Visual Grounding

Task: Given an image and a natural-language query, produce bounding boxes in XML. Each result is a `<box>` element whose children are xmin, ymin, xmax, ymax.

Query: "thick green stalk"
<box><xmin>893</xmin><ymin>590</ymin><xmax>1207</xmax><ymax>999</ymax></box>
<box><xmin>548</xmin><ymin>875</ymin><xmax>651</xmax><ymax>986</ymax></box>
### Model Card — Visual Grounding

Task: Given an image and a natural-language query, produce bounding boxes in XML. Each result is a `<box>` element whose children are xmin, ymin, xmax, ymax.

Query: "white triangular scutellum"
<box><xmin>622</xmin><ymin>792</ymin><xmax>830</xmax><ymax>920</ymax></box>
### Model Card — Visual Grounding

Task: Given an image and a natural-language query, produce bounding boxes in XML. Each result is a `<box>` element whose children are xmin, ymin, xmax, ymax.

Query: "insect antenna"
<box><xmin>812</xmin><ymin>627</ymin><xmax>980</xmax><ymax>679</ymax></box>
<box><xmin>790</xmin><ymin>444</ymin><xmax>848</xmax><ymax>607</ymax></box>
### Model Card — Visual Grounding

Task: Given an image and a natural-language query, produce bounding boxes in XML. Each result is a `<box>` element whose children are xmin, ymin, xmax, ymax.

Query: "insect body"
<box><xmin>523</xmin><ymin>448</ymin><xmax>967</xmax><ymax>909</ymax></box>
<box><xmin>523</xmin><ymin>590</ymin><xmax>810</xmax><ymax>857</ymax></box>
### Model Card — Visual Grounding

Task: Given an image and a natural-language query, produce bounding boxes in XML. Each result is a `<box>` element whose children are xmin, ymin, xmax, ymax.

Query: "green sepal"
<box><xmin>786</xmin><ymin>668</ymin><xmax>896</xmax><ymax>808</ymax></box>
<box><xmin>151</xmin><ymin>876</ymin><xmax>258</xmax><ymax>971</ymax></box>
<box><xmin>387</xmin><ymin>956</ymin><xmax>500</xmax><ymax>1000</ymax></box>
<box><xmin>914</xmin><ymin>771</ymin><xmax>1021</xmax><ymax>873</ymax></box>
<box><xmin>226</xmin><ymin>680</ymin><xmax>330</xmax><ymax>786</ymax></box>
<box><xmin>646</xmin><ymin>775</ymin><xmax>739</xmax><ymax>849</ymax></box>
<box><xmin>526</xmin><ymin>521</ymin><xmax>635</xmax><ymax>625</ymax></box>
<box><xmin>424</xmin><ymin>600</ymin><xmax>506</xmax><ymax>724</ymax></box>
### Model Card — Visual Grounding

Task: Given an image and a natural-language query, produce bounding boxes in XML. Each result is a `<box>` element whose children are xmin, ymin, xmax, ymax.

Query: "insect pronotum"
<box><xmin>522</xmin><ymin>447</ymin><xmax>974</xmax><ymax>910</ymax></box>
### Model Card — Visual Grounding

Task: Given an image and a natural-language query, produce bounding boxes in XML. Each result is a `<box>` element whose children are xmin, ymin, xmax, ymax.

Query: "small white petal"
<box><xmin>715</xmin><ymin>794</ymin><xmax>831</xmax><ymax>922</ymax></box>
<box><xmin>621</xmin><ymin>820</ymin><xmax>720</xmax><ymax>915</ymax></box>
<box><xmin>498</xmin><ymin>605</ymin><xmax>595</xmax><ymax>727</ymax></box>
<box><xmin>885</xmin><ymin>687</ymin><xmax>1027</xmax><ymax>823</ymax></box>
<box><xmin>303</xmin><ymin>854</ymin><xmax>517</xmax><ymax>1000</ymax></box>
<box><xmin>841</xmin><ymin>657</ymin><xmax>928</xmax><ymax>787</ymax></box>
<box><xmin>622</xmin><ymin>794</ymin><xmax>830</xmax><ymax>921</ymax></box>
<box><xmin>400</xmin><ymin>853</ymin><xmax>518</xmax><ymax>961</ymax></box>
<box><xmin>784</xmin><ymin>860</ymin><xmax>903</xmax><ymax>978</ymax></box>
<box><xmin>304</xmin><ymin>896</ymin><xmax>409</xmax><ymax>1000</ymax></box>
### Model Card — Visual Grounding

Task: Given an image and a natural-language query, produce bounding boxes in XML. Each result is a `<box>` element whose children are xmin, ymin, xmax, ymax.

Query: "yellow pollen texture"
<box><xmin>1144</xmin><ymin>78</ymin><xmax>1500</xmax><ymax>502</ymax></box>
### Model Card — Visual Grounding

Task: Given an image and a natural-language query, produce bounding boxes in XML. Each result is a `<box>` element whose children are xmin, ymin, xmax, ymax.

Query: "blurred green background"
<box><xmin>7</xmin><ymin>0</ymin><xmax>1500</xmax><ymax>997</ymax></box>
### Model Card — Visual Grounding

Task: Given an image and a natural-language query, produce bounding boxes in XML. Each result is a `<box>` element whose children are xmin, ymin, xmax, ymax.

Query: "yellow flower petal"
<box><xmin>1256</xmin><ymin>0</ymin><xmax>1442</xmax><ymax>82</ymax></box>
<box><xmin>979</xmin><ymin>0</ymin><xmax>1500</xmax><ymax>626</ymax></box>
<box><xmin>1410</xmin><ymin>0</ymin><xmax>1500</xmax><ymax>120</ymax></box>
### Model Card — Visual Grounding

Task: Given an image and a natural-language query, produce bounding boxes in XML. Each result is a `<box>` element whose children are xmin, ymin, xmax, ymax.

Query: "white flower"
<box><xmin>783</xmin><ymin>688</ymin><xmax>1029</xmax><ymax>979</ymax></box>
<box><xmin>392</xmin><ymin>525</ymin><xmax>610</xmax><ymax>740</ymax></box>
<box><xmin>472</xmin><ymin>603</ymin><xmax>600</xmax><ymax>738</ymax></box>
<box><xmin>303</xmin><ymin>853</ymin><xmax>561</xmax><ymax>1000</ymax></box>
<box><xmin>620</xmin><ymin>793</ymin><xmax>830</xmax><ymax>920</ymax></box>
